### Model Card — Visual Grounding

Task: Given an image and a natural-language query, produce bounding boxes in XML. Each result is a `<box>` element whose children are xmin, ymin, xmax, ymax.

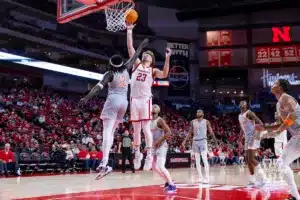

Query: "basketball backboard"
<box><xmin>57</xmin><ymin>0</ymin><xmax>120</xmax><ymax>24</ymax></box>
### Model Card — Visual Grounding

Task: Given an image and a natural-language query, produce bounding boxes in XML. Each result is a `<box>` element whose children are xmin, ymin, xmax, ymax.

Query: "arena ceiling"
<box><xmin>139</xmin><ymin>0</ymin><xmax>300</xmax><ymax>21</ymax></box>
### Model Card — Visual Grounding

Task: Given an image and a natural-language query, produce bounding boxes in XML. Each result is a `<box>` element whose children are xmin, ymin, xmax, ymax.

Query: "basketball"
<box><xmin>126</xmin><ymin>9</ymin><xmax>138</xmax><ymax>24</ymax></box>
<box><xmin>76</xmin><ymin>0</ymin><xmax>96</xmax><ymax>5</ymax></box>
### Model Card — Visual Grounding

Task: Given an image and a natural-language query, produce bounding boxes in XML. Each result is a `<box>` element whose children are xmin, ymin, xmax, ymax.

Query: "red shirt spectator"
<box><xmin>0</xmin><ymin>144</ymin><xmax>15</xmax><ymax>162</ymax></box>
<box><xmin>90</xmin><ymin>150</ymin><xmax>103</xmax><ymax>160</ymax></box>
<box><xmin>77</xmin><ymin>147</ymin><xmax>90</xmax><ymax>160</ymax></box>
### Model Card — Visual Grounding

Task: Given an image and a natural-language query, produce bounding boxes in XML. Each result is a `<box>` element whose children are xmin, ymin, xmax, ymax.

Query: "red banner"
<box><xmin>206</xmin><ymin>30</ymin><xmax>232</xmax><ymax>46</ymax></box>
<box><xmin>220</xmin><ymin>49</ymin><xmax>232</xmax><ymax>66</ymax></box>
<box><xmin>282</xmin><ymin>46</ymin><xmax>297</xmax><ymax>62</ymax></box>
<box><xmin>206</xmin><ymin>31</ymin><xmax>219</xmax><ymax>46</ymax></box>
<box><xmin>220</xmin><ymin>31</ymin><xmax>232</xmax><ymax>46</ymax></box>
<box><xmin>256</xmin><ymin>47</ymin><xmax>270</xmax><ymax>64</ymax></box>
<box><xmin>208</xmin><ymin>50</ymin><xmax>219</xmax><ymax>66</ymax></box>
<box><xmin>269</xmin><ymin>47</ymin><xmax>282</xmax><ymax>63</ymax></box>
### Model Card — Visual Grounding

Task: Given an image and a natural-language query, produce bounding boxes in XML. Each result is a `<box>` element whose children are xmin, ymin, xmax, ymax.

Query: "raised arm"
<box><xmin>81</xmin><ymin>71</ymin><xmax>113</xmax><ymax>103</ymax></box>
<box><xmin>153</xmin><ymin>47</ymin><xmax>172</xmax><ymax>79</ymax></box>
<box><xmin>126</xmin><ymin>24</ymin><xmax>141</xmax><ymax>68</ymax></box>
<box><xmin>207</xmin><ymin>120</ymin><xmax>218</xmax><ymax>144</ymax></box>
<box><xmin>154</xmin><ymin>118</ymin><xmax>172</xmax><ymax>149</ymax></box>
<box><xmin>125</xmin><ymin>38</ymin><xmax>149</xmax><ymax>71</ymax></box>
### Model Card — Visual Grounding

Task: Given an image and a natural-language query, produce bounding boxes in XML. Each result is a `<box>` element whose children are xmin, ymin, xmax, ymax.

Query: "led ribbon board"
<box><xmin>0</xmin><ymin>51</ymin><xmax>103</xmax><ymax>80</ymax></box>
<box><xmin>0</xmin><ymin>51</ymin><xmax>169</xmax><ymax>86</ymax></box>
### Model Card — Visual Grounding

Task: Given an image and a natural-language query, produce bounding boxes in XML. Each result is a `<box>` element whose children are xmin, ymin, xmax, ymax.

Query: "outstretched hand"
<box><xmin>165</xmin><ymin>47</ymin><xmax>172</xmax><ymax>57</ymax></box>
<box><xmin>127</xmin><ymin>23</ymin><xmax>136</xmax><ymax>31</ymax></box>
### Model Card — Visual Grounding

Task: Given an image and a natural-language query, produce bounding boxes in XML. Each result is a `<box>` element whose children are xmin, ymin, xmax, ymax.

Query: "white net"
<box><xmin>105</xmin><ymin>1</ymin><xmax>134</xmax><ymax>32</ymax></box>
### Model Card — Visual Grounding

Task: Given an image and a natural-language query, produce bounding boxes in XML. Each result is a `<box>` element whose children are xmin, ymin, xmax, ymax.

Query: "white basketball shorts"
<box><xmin>130</xmin><ymin>97</ymin><xmax>152</xmax><ymax>122</ymax></box>
<box><xmin>274</xmin><ymin>142</ymin><xmax>284</xmax><ymax>157</ymax></box>
<box><xmin>245</xmin><ymin>138</ymin><xmax>261</xmax><ymax>150</ymax></box>
<box><xmin>192</xmin><ymin>139</ymin><xmax>208</xmax><ymax>153</ymax></box>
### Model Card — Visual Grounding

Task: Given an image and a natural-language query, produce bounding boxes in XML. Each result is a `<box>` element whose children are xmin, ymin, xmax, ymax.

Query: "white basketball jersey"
<box><xmin>192</xmin><ymin>119</ymin><xmax>207</xmax><ymax>141</ymax></box>
<box><xmin>238</xmin><ymin>110</ymin><xmax>255</xmax><ymax>140</ymax></box>
<box><xmin>130</xmin><ymin>64</ymin><xmax>153</xmax><ymax>98</ymax></box>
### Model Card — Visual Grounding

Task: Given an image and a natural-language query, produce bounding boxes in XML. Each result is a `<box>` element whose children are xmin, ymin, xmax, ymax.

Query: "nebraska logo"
<box><xmin>272</xmin><ymin>26</ymin><xmax>291</xmax><ymax>43</ymax></box>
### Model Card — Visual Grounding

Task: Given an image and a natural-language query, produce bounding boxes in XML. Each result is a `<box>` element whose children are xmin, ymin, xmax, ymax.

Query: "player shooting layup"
<box><xmin>238</xmin><ymin>101</ymin><xmax>267</xmax><ymax>187</ymax></box>
<box><xmin>151</xmin><ymin>104</ymin><xmax>176</xmax><ymax>193</ymax></box>
<box><xmin>257</xmin><ymin>79</ymin><xmax>300</xmax><ymax>200</ymax></box>
<box><xmin>81</xmin><ymin>39</ymin><xmax>149</xmax><ymax>179</ymax></box>
<box><xmin>127</xmin><ymin>24</ymin><xmax>172</xmax><ymax>170</ymax></box>
<box><xmin>181</xmin><ymin>109</ymin><xmax>218</xmax><ymax>184</ymax></box>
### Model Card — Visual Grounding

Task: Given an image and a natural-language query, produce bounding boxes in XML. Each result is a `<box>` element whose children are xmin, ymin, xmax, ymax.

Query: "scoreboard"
<box><xmin>256</xmin><ymin>45</ymin><xmax>300</xmax><ymax>64</ymax></box>
<box><xmin>201</xmin><ymin>25</ymin><xmax>300</xmax><ymax>67</ymax></box>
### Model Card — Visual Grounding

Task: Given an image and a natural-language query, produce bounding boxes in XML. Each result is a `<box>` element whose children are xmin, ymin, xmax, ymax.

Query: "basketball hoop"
<box><xmin>104</xmin><ymin>0</ymin><xmax>134</xmax><ymax>32</ymax></box>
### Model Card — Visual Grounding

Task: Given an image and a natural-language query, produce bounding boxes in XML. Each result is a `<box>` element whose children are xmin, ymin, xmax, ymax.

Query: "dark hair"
<box><xmin>278</xmin><ymin>79</ymin><xmax>290</xmax><ymax>93</ymax></box>
<box><xmin>107</xmin><ymin>54</ymin><xmax>126</xmax><ymax>74</ymax></box>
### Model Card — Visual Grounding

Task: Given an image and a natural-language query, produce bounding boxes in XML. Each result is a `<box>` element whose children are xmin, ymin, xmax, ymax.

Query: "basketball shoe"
<box><xmin>133</xmin><ymin>151</ymin><xmax>143</xmax><ymax>170</ymax></box>
<box><xmin>95</xmin><ymin>165</ymin><xmax>112</xmax><ymax>180</ymax></box>
<box><xmin>143</xmin><ymin>150</ymin><xmax>153</xmax><ymax>171</ymax></box>
<box><xmin>165</xmin><ymin>185</ymin><xmax>177</xmax><ymax>193</ymax></box>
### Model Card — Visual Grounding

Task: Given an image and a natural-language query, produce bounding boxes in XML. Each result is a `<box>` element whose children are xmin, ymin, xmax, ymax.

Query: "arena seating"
<box><xmin>0</xmin><ymin>84</ymin><xmax>272</xmax><ymax>176</ymax></box>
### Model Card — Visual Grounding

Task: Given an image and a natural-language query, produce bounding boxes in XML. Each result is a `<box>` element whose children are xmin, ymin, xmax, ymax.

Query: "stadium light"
<box><xmin>0</xmin><ymin>51</ymin><xmax>170</xmax><ymax>87</ymax></box>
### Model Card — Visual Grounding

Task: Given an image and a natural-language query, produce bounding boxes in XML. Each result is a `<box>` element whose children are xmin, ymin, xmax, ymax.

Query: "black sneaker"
<box><xmin>164</xmin><ymin>182</ymin><xmax>169</xmax><ymax>189</ymax></box>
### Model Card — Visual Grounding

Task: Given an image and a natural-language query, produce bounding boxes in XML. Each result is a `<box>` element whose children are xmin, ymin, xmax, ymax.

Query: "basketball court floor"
<box><xmin>0</xmin><ymin>166</ymin><xmax>299</xmax><ymax>200</ymax></box>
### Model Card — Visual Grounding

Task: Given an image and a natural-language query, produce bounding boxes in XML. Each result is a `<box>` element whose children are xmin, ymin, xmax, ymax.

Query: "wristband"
<box><xmin>127</xmin><ymin>30</ymin><xmax>133</xmax><ymax>34</ymax></box>
<box><xmin>283</xmin><ymin>118</ymin><xmax>294</xmax><ymax>127</ymax></box>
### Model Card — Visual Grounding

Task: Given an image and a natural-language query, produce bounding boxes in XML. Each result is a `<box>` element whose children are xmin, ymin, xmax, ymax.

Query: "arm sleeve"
<box><xmin>98</xmin><ymin>71</ymin><xmax>114</xmax><ymax>88</ymax></box>
<box><xmin>125</xmin><ymin>38</ymin><xmax>149</xmax><ymax>71</ymax></box>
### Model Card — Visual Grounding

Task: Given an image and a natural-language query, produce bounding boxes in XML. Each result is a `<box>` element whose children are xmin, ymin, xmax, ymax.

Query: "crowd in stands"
<box><xmin>0</xmin><ymin>83</ymin><xmax>277</xmax><ymax>176</ymax></box>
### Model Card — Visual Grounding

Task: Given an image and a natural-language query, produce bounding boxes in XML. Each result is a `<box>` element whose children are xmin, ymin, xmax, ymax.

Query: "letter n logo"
<box><xmin>272</xmin><ymin>26</ymin><xmax>291</xmax><ymax>42</ymax></box>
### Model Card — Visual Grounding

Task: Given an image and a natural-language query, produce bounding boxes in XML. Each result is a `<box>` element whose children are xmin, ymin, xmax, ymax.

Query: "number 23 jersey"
<box><xmin>130</xmin><ymin>64</ymin><xmax>154</xmax><ymax>98</ymax></box>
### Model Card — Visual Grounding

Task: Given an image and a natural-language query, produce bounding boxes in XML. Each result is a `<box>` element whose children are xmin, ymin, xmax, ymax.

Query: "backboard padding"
<box><xmin>57</xmin><ymin>0</ymin><xmax>116</xmax><ymax>23</ymax></box>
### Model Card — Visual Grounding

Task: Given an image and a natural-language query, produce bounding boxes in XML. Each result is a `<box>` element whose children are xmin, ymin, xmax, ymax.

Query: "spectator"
<box><xmin>82</xmin><ymin>134</ymin><xmax>95</xmax><ymax>146</ymax></box>
<box><xmin>65</xmin><ymin>145</ymin><xmax>75</xmax><ymax>172</ymax></box>
<box><xmin>0</xmin><ymin>143</ymin><xmax>20</xmax><ymax>176</ymax></box>
<box><xmin>77</xmin><ymin>145</ymin><xmax>90</xmax><ymax>171</ymax></box>
<box><xmin>89</xmin><ymin>146</ymin><xmax>102</xmax><ymax>171</ymax></box>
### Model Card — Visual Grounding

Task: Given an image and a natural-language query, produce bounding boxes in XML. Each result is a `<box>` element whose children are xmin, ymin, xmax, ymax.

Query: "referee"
<box><xmin>120</xmin><ymin>130</ymin><xmax>135</xmax><ymax>173</ymax></box>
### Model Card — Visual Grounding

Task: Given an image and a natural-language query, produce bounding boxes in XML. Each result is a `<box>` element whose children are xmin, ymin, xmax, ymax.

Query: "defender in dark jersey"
<box><xmin>81</xmin><ymin>38</ymin><xmax>149</xmax><ymax>179</ymax></box>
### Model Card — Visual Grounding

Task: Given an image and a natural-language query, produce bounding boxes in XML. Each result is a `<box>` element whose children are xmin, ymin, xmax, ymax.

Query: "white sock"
<box><xmin>255</xmin><ymin>164</ymin><xmax>267</xmax><ymax>181</ymax></box>
<box><xmin>132</xmin><ymin>122</ymin><xmax>141</xmax><ymax>154</ymax></box>
<box><xmin>142</xmin><ymin>120</ymin><xmax>153</xmax><ymax>150</ymax></box>
<box><xmin>195</xmin><ymin>153</ymin><xmax>203</xmax><ymax>179</ymax></box>
<box><xmin>249</xmin><ymin>175</ymin><xmax>255</xmax><ymax>183</ymax></box>
<box><xmin>201</xmin><ymin>151</ymin><xmax>209</xmax><ymax>180</ymax></box>
<box><xmin>101</xmin><ymin>119</ymin><xmax>115</xmax><ymax>166</ymax></box>
<box><xmin>157</xmin><ymin>157</ymin><xmax>173</xmax><ymax>185</ymax></box>
<box><xmin>283</xmin><ymin>167</ymin><xmax>300</xmax><ymax>199</ymax></box>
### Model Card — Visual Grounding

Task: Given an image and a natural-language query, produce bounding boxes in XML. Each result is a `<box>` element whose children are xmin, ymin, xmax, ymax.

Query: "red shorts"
<box><xmin>130</xmin><ymin>97</ymin><xmax>152</xmax><ymax>122</ymax></box>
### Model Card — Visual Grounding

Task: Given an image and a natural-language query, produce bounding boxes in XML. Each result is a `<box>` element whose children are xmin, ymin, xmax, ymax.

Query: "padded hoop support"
<box><xmin>57</xmin><ymin>0</ymin><xmax>134</xmax><ymax>25</ymax></box>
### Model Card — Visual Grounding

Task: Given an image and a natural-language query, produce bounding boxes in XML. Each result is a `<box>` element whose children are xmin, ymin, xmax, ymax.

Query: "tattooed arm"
<box><xmin>247</xmin><ymin>111</ymin><xmax>263</xmax><ymax>126</ymax></box>
<box><xmin>125</xmin><ymin>38</ymin><xmax>149</xmax><ymax>71</ymax></box>
<box><xmin>265</xmin><ymin>94</ymin><xmax>297</xmax><ymax>137</ymax></box>
<box><xmin>81</xmin><ymin>71</ymin><xmax>113</xmax><ymax>103</ymax></box>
